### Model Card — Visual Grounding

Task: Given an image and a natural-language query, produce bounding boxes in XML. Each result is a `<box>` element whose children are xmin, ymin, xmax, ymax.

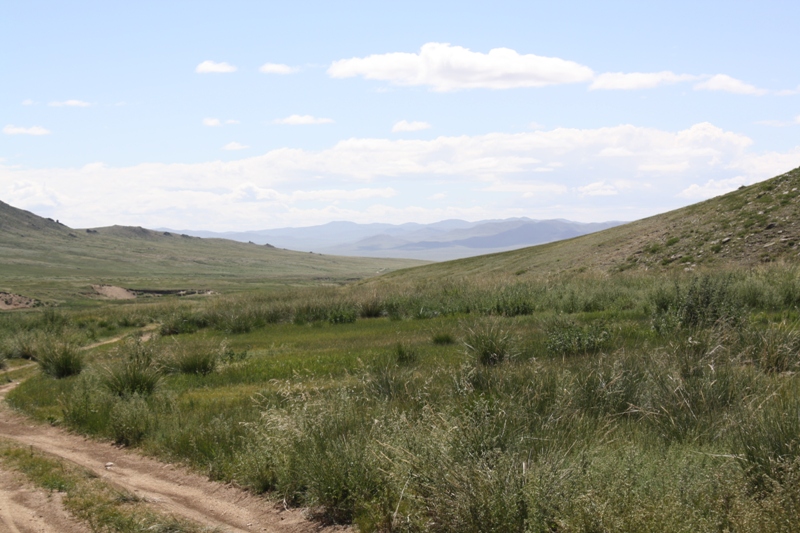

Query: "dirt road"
<box><xmin>0</xmin><ymin>377</ymin><xmax>339</xmax><ymax>532</ymax></box>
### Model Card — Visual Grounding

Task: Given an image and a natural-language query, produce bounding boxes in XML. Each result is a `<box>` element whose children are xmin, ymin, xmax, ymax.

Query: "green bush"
<box><xmin>36</xmin><ymin>338</ymin><xmax>83</xmax><ymax>378</ymax></box>
<box><xmin>163</xmin><ymin>339</ymin><xmax>221</xmax><ymax>375</ymax></box>
<box><xmin>432</xmin><ymin>331</ymin><xmax>455</xmax><ymax>345</ymax></box>
<box><xmin>464</xmin><ymin>320</ymin><xmax>514</xmax><ymax>366</ymax></box>
<box><xmin>102</xmin><ymin>338</ymin><xmax>161</xmax><ymax>397</ymax></box>
<box><xmin>545</xmin><ymin>319</ymin><xmax>611</xmax><ymax>357</ymax></box>
<box><xmin>110</xmin><ymin>394</ymin><xmax>153</xmax><ymax>446</ymax></box>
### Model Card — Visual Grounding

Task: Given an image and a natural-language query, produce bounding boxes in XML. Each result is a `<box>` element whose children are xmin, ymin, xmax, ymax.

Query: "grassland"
<box><xmin>2</xmin><ymin>264</ymin><xmax>800</xmax><ymax>532</ymax></box>
<box><xmin>0</xmin><ymin>199</ymin><xmax>424</xmax><ymax>304</ymax></box>
<box><xmin>2</xmin><ymin>168</ymin><xmax>800</xmax><ymax>531</ymax></box>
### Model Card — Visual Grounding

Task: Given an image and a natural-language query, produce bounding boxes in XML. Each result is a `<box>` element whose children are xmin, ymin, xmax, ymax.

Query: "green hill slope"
<box><xmin>0</xmin><ymin>201</ymin><xmax>424</xmax><ymax>303</ymax></box>
<box><xmin>376</xmin><ymin>166</ymin><xmax>800</xmax><ymax>285</ymax></box>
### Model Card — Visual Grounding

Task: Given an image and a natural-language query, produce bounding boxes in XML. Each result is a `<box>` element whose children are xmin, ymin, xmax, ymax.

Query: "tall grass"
<box><xmin>7</xmin><ymin>266</ymin><xmax>800</xmax><ymax>530</ymax></box>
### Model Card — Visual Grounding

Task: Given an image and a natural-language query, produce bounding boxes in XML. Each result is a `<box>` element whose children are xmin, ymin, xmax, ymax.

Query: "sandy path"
<box><xmin>0</xmin><ymin>467</ymin><xmax>89</xmax><ymax>533</ymax></box>
<box><xmin>0</xmin><ymin>330</ymin><xmax>343</xmax><ymax>533</ymax></box>
<box><xmin>0</xmin><ymin>382</ymin><xmax>330</xmax><ymax>533</ymax></box>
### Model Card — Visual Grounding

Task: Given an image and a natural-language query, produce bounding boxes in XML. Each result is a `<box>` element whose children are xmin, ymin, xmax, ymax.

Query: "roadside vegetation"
<box><xmin>3</xmin><ymin>264</ymin><xmax>800</xmax><ymax>531</ymax></box>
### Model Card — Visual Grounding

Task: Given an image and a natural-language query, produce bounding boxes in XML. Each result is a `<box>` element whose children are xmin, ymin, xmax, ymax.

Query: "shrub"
<box><xmin>464</xmin><ymin>320</ymin><xmax>514</xmax><ymax>366</ymax></box>
<box><xmin>393</xmin><ymin>342</ymin><xmax>418</xmax><ymax>366</ymax></box>
<box><xmin>736</xmin><ymin>382</ymin><xmax>800</xmax><ymax>491</ymax></box>
<box><xmin>545</xmin><ymin>319</ymin><xmax>611</xmax><ymax>357</ymax></box>
<box><xmin>359</xmin><ymin>297</ymin><xmax>384</xmax><ymax>318</ymax></box>
<box><xmin>110</xmin><ymin>394</ymin><xmax>153</xmax><ymax>446</ymax></box>
<box><xmin>10</xmin><ymin>331</ymin><xmax>39</xmax><ymax>359</ymax></box>
<box><xmin>159</xmin><ymin>309</ymin><xmax>207</xmax><ymax>335</ymax></box>
<box><xmin>36</xmin><ymin>338</ymin><xmax>83</xmax><ymax>378</ymax></box>
<box><xmin>102</xmin><ymin>338</ymin><xmax>161</xmax><ymax>397</ymax></box>
<box><xmin>163</xmin><ymin>339</ymin><xmax>221</xmax><ymax>375</ymax></box>
<box><xmin>328</xmin><ymin>304</ymin><xmax>358</xmax><ymax>325</ymax></box>
<box><xmin>653</xmin><ymin>275</ymin><xmax>743</xmax><ymax>331</ymax></box>
<box><xmin>432</xmin><ymin>331</ymin><xmax>455</xmax><ymax>345</ymax></box>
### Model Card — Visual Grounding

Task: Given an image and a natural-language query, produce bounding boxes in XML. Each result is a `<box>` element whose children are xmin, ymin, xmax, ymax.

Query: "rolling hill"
<box><xmin>0</xmin><ymin>200</ymin><xmax>424</xmax><ymax>304</ymax></box>
<box><xmin>374</xmin><ymin>166</ymin><xmax>800</xmax><ymax>284</ymax></box>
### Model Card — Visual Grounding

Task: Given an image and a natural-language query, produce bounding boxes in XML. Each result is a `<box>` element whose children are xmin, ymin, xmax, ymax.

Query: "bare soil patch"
<box><xmin>0</xmin><ymin>293</ymin><xmax>36</xmax><ymax>311</ymax></box>
<box><xmin>91</xmin><ymin>285</ymin><xmax>136</xmax><ymax>300</ymax></box>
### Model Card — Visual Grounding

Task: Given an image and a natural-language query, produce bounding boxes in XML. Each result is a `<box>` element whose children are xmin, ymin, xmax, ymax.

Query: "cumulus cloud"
<box><xmin>678</xmin><ymin>176</ymin><xmax>751</xmax><ymax>199</ymax></box>
<box><xmin>578</xmin><ymin>181</ymin><xmax>618</xmax><ymax>196</ymax></box>
<box><xmin>203</xmin><ymin>118</ymin><xmax>222</xmax><ymax>127</ymax></box>
<box><xmin>328</xmin><ymin>42</ymin><xmax>594</xmax><ymax>91</ymax></box>
<box><xmin>590</xmin><ymin>71</ymin><xmax>697</xmax><ymax>90</ymax></box>
<box><xmin>195</xmin><ymin>60</ymin><xmax>237</xmax><ymax>73</ymax></box>
<box><xmin>222</xmin><ymin>142</ymin><xmax>249</xmax><ymax>150</ymax></box>
<box><xmin>694</xmin><ymin>74</ymin><xmax>767</xmax><ymax>95</ymax></box>
<box><xmin>21</xmin><ymin>99</ymin><xmax>34</xmax><ymax>106</ymax></box>
<box><xmin>3</xmin><ymin>125</ymin><xmax>51</xmax><ymax>135</ymax></box>
<box><xmin>48</xmin><ymin>100</ymin><xmax>91</xmax><ymax>107</ymax></box>
<box><xmin>273</xmin><ymin>115</ymin><xmax>334</xmax><ymax>125</ymax></box>
<box><xmin>259</xmin><ymin>63</ymin><xmax>299</xmax><ymax>74</ymax></box>
<box><xmin>392</xmin><ymin>120</ymin><xmax>431</xmax><ymax>132</ymax></box>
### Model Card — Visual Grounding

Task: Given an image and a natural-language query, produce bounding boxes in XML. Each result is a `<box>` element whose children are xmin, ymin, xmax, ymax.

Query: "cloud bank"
<box><xmin>3</xmin><ymin>122</ymin><xmax>797</xmax><ymax>230</ymax></box>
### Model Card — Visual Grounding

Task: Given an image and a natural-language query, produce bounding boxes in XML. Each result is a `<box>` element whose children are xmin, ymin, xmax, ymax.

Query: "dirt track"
<box><xmin>0</xmin><ymin>372</ymin><xmax>339</xmax><ymax>532</ymax></box>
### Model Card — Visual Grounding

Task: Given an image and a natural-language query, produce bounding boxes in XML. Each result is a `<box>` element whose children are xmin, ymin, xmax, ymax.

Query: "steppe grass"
<box><xmin>6</xmin><ymin>265</ymin><xmax>800</xmax><ymax>531</ymax></box>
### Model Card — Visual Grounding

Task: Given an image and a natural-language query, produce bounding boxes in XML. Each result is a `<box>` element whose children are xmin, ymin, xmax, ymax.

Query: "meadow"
<box><xmin>3</xmin><ymin>264</ymin><xmax>800</xmax><ymax>532</ymax></box>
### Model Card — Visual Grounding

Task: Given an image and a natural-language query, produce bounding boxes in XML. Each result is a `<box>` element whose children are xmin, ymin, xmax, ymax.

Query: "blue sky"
<box><xmin>2</xmin><ymin>0</ymin><xmax>800</xmax><ymax>230</ymax></box>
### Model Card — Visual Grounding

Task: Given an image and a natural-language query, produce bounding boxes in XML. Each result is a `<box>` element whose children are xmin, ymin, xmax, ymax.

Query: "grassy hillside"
<box><xmin>375</xmin><ymin>166</ymin><xmax>800</xmax><ymax>285</ymax></box>
<box><xmin>0</xmin><ymin>200</ymin><xmax>424</xmax><ymax>304</ymax></box>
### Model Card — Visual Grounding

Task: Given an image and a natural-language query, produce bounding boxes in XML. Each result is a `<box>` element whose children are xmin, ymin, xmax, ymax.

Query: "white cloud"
<box><xmin>48</xmin><ymin>99</ymin><xmax>91</xmax><ymax>107</ymax></box>
<box><xmin>195</xmin><ymin>60</ymin><xmax>237</xmax><ymax>73</ymax></box>
<box><xmin>428</xmin><ymin>192</ymin><xmax>446</xmax><ymax>200</ymax></box>
<box><xmin>578</xmin><ymin>181</ymin><xmax>618</xmax><ymax>196</ymax></box>
<box><xmin>203</xmin><ymin>118</ymin><xmax>222</xmax><ymax>127</ymax></box>
<box><xmin>529</xmin><ymin>122</ymin><xmax>545</xmax><ymax>130</ymax></box>
<box><xmin>226</xmin><ymin>119</ymin><xmax>240</xmax><ymax>124</ymax></box>
<box><xmin>757</xmin><ymin>119</ymin><xmax>790</xmax><ymax>127</ymax></box>
<box><xmin>796</xmin><ymin>115</ymin><xmax>800</xmax><ymax>125</ymax></box>
<box><xmin>222</xmin><ymin>142</ymin><xmax>249</xmax><ymax>150</ymax></box>
<box><xmin>776</xmin><ymin>85</ymin><xmax>800</xmax><ymax>96</ymax></box>
<box><xmin>259</xmin><ymin>63</ymin><xmax>299</xmax><ymax>74</ymax></box>
<box><xmin>694</xmin><ymin>74</ymin><xmax>767</xmax><ymax>95</ymax></box>
<box><xmin>392</xmin><ymin>120</ymin><xmax>431</xmax><ymax>132</ymax></box>
<box><xmin>21</xmin><ymin>99</ymin><xmax>34</xmax><ymax>106</ymax></box>
<box><xmin>3</xmin><ymin>125</ymin><xmax>51</xmax><ymax>135</ymax></box>
<box><xmin>6</xmin><ymin>180</ymin><xmax>66</xmax><ymax>208</ymax></box>
<box><xmin>229</xmin><ymin>184</ymin><xmax>395</xmax><ymax>203</ymax></box>
<box><xmin>273</xmin><ymin>114</ymin><xmax>334</xmax><ymax>125</ymax></box>
<box><xmin>678</xmin><ymin>176</ymin><xmax>751</xmax><ymax>199</ymax></box>
<box><xmin>482</xmin><ymin>180</ymin><xmax>568</xmax><ymax>198</ymax></box>
<box><xmin>2</xmin><ymin>122</ymin><xmax>797</xmax><ymax>230</ymax></box>
<box><xmin>590</xmin><ymin>71</ymin><xmax>696</xmax><ymax>90</ymax></box>
<box><xmin>328</xmin><ymin>42</ymin><xmax>594</xmax><ymax>91</ymax></box>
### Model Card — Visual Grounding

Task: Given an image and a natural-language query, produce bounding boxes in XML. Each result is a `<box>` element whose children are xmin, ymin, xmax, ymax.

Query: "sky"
<box><xmin>2</xmin><ymin>0</ymin><xmax>800</xmax><ymax>231</ymax></box>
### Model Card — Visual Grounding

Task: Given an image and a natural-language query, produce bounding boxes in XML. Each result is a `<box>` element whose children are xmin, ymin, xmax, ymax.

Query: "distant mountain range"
<box><xmin>163</xmin><ymin>218</ymin><xmax>625</xmax><ymax>261</ymax></box>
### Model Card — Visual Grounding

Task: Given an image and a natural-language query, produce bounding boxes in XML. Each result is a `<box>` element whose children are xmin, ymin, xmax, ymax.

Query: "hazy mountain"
<box><xmin>165</xmin><ymin>218</ymin><xmax>624</xmax><ymax>261</ymax></box>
